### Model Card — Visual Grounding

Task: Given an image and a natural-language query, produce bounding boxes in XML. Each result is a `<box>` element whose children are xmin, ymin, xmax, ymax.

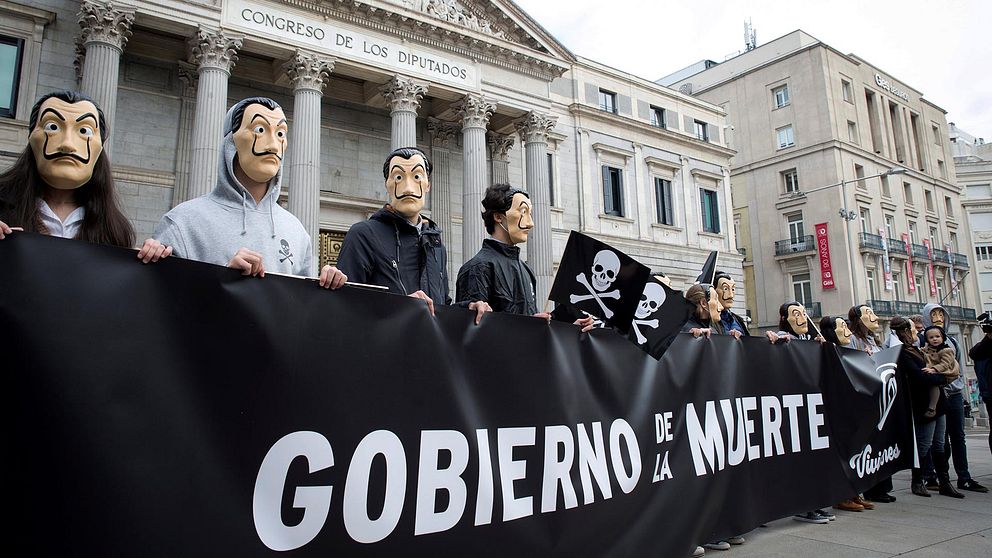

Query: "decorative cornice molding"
<box><xmin>453</xmin><ymin>93</ymin><xmax>495</xmax><ymax>130</ymax></box>
<box><xmin>77</xmin><ymin>1</ymin><xmax>134</xmax><ymax>50</ymax></box>
<box><xmin>428</xmin><ymin>118</ymin><xmax>459</xmax><ymax>148</ymax></box>
<box><xmin>487</xmin><ymin>132</ymin><xmax>514</xmax><ymax>161</ymax></box>
<box><xmin>515</xmin><ymin>111</ymin><xmax>557</xmax><ymax>145</ymax></box>
<box><xmin>188</xmin><ymin>26</ymin><xmax>242</xmax><ymax>73</ymax></box>
<box><xmin>395</xmin><ymin>0</ymin><xmax>509</xmax><ymax>40</ymax></box>
<box><xmin>284</xmin><ymin>49</ymin><xmax>335</xmax><ymax>93</ymax></box>
<box><xmin>177</xmin><ymin>60</ymin><xmax>199</xmax><ymax>98</ymax></box>
<box><xmin>380</xmin><ymin>75</ymin><xmax>428</xmax><ymax>113</ymax></box>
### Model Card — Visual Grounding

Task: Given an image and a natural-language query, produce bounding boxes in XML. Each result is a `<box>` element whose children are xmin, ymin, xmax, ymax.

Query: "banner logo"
<box><xmin>570</xmin><ymin>250</ymin><xmax>622</xmax><ymax>318</ymax></box>
<box><xmin>849</xmin><ymin>443</ymin><xmax>902</xmax><ymax>478</ymax></box>
<box><xmin>877</xmin><ymin>363</ymin><xmax>898</xmax><ymax>430</ymax></box>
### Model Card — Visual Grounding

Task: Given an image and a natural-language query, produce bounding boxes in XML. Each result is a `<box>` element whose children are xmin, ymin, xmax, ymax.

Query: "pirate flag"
<box><xmin>626</xmin><ymin>277</ymin><xmax>694</xmax><ymax>359</ymax></box>
<box><xmin>548</xmin><ymin>231</ymin><xmax>650</xmax><ymax>332</ymax></box>
<box><xmin>695</xmin><ymin>250</ymin><xmax>719</xmax><ymax>285</ymax></box>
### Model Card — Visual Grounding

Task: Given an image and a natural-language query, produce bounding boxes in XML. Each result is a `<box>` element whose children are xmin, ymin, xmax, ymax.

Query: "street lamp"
<box><xmin>790</xmin><ymin>166</ymin><xmax>907</xmax><ymax>306</ymax></box>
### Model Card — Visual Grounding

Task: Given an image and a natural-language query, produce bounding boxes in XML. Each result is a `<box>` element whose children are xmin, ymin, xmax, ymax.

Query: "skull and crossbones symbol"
<box><xmin>631</xmin><ymin>282</ymin><xmax>667</xmax><ymax>344</ymax></box>
<box><xmin>570</xmin><ymin>250</ymin><xmax>621</xmax><ymax>318</ymax></box>
<box><xmin>278</xmin><ymin>239</ymin><xmax>294</xmax><ymax>264</ymax></box>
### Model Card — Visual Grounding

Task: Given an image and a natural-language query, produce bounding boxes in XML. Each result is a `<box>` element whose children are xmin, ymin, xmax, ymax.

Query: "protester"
<box><xmin>336</xmin><ymin>146</ymin><xmax>489</xmax><ymax>322</ymax></box>
<box><xmin>154</xmin><ymin>97</ymin><xmax>345</xmax><ymax>288</ymax></box>
<box><xmin>968</xmin><ymin>312</ymin><xmax>992</xmax><ymax>457</ymax></box>
<box><xmin>0</xmin><ymin>90</ymin><xmax>171</xmax><ymax>261</ymax></box>
<box><xmin>921</xmin><ymin>326</ymin><xmax>960</xmax><ymax>418</ymax></box>
<box><xmin>846</xmin><ymin>304</ymin><xmax>881</xmax><ymax>355</ymax></box>
<box><xmin>682</xmin><ymin>284</ymin><xmax>722</xmax><ymax>338</ymax></box>
<box><xmin>713</xmin><ymin>271</ymin><xmax>749</xmax><ymax>336</ymax></box>
<box><xmin>766</xmin><ymin>301</ymin><xmax>823</xmax><ymax>343</ymax></box>
<box><xmin>919</xmin><ymin>304</ymin><xmax>987</xmax><ymax>493</ymax></box>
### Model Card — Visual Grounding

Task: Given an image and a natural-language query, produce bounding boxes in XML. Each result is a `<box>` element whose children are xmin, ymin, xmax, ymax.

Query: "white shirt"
<box><xmin>36</xmin><ymin>198</ymin><xmax>84</xmax><ymax>239</ymax></box>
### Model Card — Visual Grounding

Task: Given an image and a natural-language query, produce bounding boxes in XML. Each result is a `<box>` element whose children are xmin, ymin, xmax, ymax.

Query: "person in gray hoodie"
<box><xmin>154</xmin><ymin>97</ymin><xmax>345</xmax><ymax>288</ymax></box>
<box><xmin>919</xmin><ymin>303</ymin><xmax>987</xmax><ymax>493</ymax></box>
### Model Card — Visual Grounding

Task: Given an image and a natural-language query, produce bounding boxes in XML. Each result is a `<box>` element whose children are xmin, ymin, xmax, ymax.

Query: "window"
<box><xmin>0</xmin><ymin>35</ymin><xmax>23</xmax><ymax>118</ymax></box>
<box><xmin>903</xmin><ymin>182</ymin><xmax>914</xmax><ymax>205</ymax></box>
<box><xmin>654</xmin><ymin>177</ymin><xmax>674</xmax><ymax>226</ymax></box>
<box><xmin>892</xmin><ymin>272</ymin><xmax>901</xmax><ymax>300</ymax></box>
<box><xmin>884</xmin><ymin>214</ymin><xmax>894</xmax><ymax>239</ymax></box>
<box><xmin>694</xmin><ymin>120</ymin><xmax>709</xmax><ymax>141</ymax></box>
<box><xmin>980</xmin><ymin>272</ymin><xmax>992</xmax><ymax>291</ymax></box>
<box><xmin>908</xmin><ymin>221</ymin><xmax>918</xmax><ymax>244</ymax></box>
<box><xmin>944</xmin><ymin>196</ymin><xmax>953</xmax><ymax>218</ymax></box>
<box><xmin>547</xmin><ymin>152</ymin><xmax>555</xmax><ymax>207</ymax></box>
<box><xmin>650</xmin><ymin>105</ymin><xmax>666</xmax><ymax>128</ymax></box>
<box><xmin>932</xmin><ymin>124</ymin><xmax>941</xmax><ymax>145</ymax></box>
<box><xmin>700</xmin><ymin>188</ymin><xmax>720</xmax><ymax>233</ymax></box>
<box><xmin>937</xmin><ymin>160</ymin><xmax>946</xmax><ymax>179</ymax></box>
<box><xmin>867</xmin><ymin>269</ymin><xmax>877</xmax><ymax>301</ymax></box>
<box><xmin>949</xmin><ymin>232</ymin><xmax>958</xmax><ymax>252</ymax></box>
<box><xmin>915</xmin><ymin>275</ymin><xmax>925</xmax><ymax>303</ymax></box>
<box><xmin>881</xmin><ymin>177</ymin><xmax>891</xmax><ymax>198</ymax></box>
<box><xmin>598</xmin><ymin>89</ymin><xmax>617</xmax><ymax>113</ymax></box>
<box><xmin>773</xmin><ymin>84</ymin><xmax>790</xmax><ymax>108</ymax></box>
<box><xmin>929</xmin><ymin>226</ymin><xmax>939</xmax><ymax>247</ymax></box>
<box><xmin>787</xmin><ymin>212</ymin><xmax>805</xmax><ymax>243</ymax></box>
<box><xmin>854</xmin><ymin>164</ymin><xmax>866</xmax><ymax>189</ymax></box>
<box><xmin>966</xmin><ymin>184</ymin><xmax>992</xmax><ymax>199</ymax></box>
<box><xmin>792</xmin><ymin>273</ymin><xmax>812</xmax><ymax>306</ymax></box>
<box><xmin>859</xmin><ymin>208</ymin><xmax>871</xmax><ymax>234</ymax></box>
<box><xmin>847</xmin><ymin>121</ymin><xmax>858</xmax><ymax>143</ymax></box>
<box><xmin>602</xmin><ymin>165</ymin><xmax>623</xmax><ymax>216</ymax></box>
<box><xmin>782</xmin><ymin>169</ymin><xmax>799</xmax><ymax>193</ymax></box>
<box><xmin>842</xmin><ymin>79</ymin><xmax>852</xmax><ymax>103</ymax></box>
<box><xmin>936</xmin><ymin>278</ymin><xmax>944</xmax><ymax>302</ymax></box>
<box><xmin>924</xmin><ymin>189</ymin><xmax>935</xmax><ymax>212</ymax></box>
<box><xmin>976</xmin><ymin>244</ymin><xmax>992</xmax><ymax>261</ymax></box>
<box><xmin>776</xmin><ymin>125</ymin><xmax>794</xmax><ymax>148</ymax></box>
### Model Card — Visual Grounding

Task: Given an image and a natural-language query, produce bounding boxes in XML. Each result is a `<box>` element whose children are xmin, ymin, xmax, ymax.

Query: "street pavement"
<box><xmin>721</xmin><ymin>429</ymin><xmax>992</xmax><ymax>557</ymax></box>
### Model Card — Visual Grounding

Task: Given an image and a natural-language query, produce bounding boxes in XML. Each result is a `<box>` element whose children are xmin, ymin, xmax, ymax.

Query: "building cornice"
<box><xmin>569</xmin><ymin>103</ymin><xmax>736</xmax><ymax>158</ymax></box>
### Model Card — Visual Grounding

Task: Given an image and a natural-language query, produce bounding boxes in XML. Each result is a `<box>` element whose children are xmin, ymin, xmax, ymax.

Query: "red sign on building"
<box><xmin>816</xmin><ymin>222</ymin><xmax>835</xmax><ymax>289</ymax></box>
<box><xmin>923</xmin><ymin>239</ymin><xmax>938</xmax><ymax>297</ymax></box>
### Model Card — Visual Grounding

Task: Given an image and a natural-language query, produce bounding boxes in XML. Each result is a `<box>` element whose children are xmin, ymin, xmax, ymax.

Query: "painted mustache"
<box><xmin>395</xmin><ymin>192</ymin><xmax>423</xmax><ymax>200</ymax></box>
<box><xmin>42</xmin><ymin>134</ymin><xmax>91</xmax><ymax>164</ymax></box>
<box><xmin>251</xmin><ymin>135</ymin><xmax>283</xmax><ymax>160</ymax></box>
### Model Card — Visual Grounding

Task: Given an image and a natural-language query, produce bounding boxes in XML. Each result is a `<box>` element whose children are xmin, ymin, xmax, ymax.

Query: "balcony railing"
<box><xmin>911</xmin><ymin>243</ymin><xmax>930</xmax><ymax>259</ymax></box>
<box><xmin>952</xmin><ymin>252</ymin><xmax>970</xmax><ymax>268</ymax></box>
<box><xmin>774</xmin><ymin>235</ymin><xmax>815</xmax><ymax>256</ymax></box>
<box><xmin>894</xmin><ymin>301</ymin><xmax>924</xmax><ymax>316</ymax></box>
<box><xmin>858</xmin><ymin>232</ymin><xmax>884</xmax><ymax>251</ymax></box>
<box><xmin>933</xmin><ymin>249</ymin><xmax>951</xmax><ymax>265</ymax></box>
<box><xmin>805</xmin><ymin>301</ymin><xmax>822</xmax><ymax>318</ymax></box>
<box><xmin>946</xmin><ymin>306</ymin><xmax>964</xmax><ymax>320</ymax></box>
<box><xmin>963</xmin><ymin>308</ymin><xmax>977</xmax><ymax>321</ymax></box>
<box><xmin>887</xmin><ymin>238</ymin><xmax>908</xmax><ymax>256</ymax></box>
<box><xmin>868</xmin><ymin>299</ymin><xmax>893</xmax><ymax>316</ymax></box>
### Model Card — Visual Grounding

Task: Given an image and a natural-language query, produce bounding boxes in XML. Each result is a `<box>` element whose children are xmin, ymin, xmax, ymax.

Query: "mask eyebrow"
<box><xmin>390</xmin><ymin>163</ymin><xmax>426</xmax><ymax>175</ymax></box>
<box><xmin>249</xmin><ymin>114</ymin><xmax>271</xmax><ymax>126</ymax></box>
<box><xmin>75</xmin><ymin>112</ymin><xmax>98</xmax><ymax>124</ymax></box>
<box><xmin>40</xmin><ymin>107</ymin><xmax>66</xmax><ymax>122</ymax></box>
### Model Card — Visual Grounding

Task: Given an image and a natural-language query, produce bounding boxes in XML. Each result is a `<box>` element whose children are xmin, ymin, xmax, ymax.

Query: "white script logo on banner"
<box><xmin>876</xmin><ymin>363</ymin><xmax>898</xmax><ymax>431</ymax></box>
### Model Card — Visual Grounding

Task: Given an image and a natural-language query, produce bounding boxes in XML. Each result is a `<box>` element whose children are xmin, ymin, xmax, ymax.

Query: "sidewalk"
<box><xmin>725</xmin><ymin>429</ymin><xmax>992</xmax><ymax>557</ymax></box>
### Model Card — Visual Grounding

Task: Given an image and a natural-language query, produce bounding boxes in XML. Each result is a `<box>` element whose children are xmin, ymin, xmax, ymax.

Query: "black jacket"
<box><xmin>456</xmin><ymin>239</ymin><xmax>537</xmax><ymax>316</ymax></box>
<box><xmin>337</xmin><ymin>207</ymin><xmax>451</xmax><ymax>306</ymax></box>
<box><xmin>900</xmin><ymin>346</ymin><xmax>948</xmax><ymax>422</ymax></box>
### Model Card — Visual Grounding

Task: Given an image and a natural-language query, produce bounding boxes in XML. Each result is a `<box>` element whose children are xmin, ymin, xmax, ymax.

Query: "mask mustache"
<box><xmin>42</xmin><ymin>133</ymin><xmax>91</xmax><ymax>164</ymax></box>
<box><xmin>252</xmin><ymin>148</ymin><xmax>282</xmax><ymax>161</ymax></box>
<box><xmin>396</xmin><ymin>192</ymin><xmax>423</xmax><ymax>200</ymax></box>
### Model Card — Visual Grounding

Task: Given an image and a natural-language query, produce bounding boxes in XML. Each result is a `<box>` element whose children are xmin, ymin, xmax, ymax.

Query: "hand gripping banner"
<box><xmin>0</xmin><ymin>234</ymin><xmax>914</xmax><ymax>557</ymax></box>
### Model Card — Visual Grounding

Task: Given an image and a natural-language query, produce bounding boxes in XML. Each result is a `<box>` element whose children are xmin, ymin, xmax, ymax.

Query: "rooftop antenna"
<box><xmin>744</xmin><ymin>18</ymin><xmax>757</xmax><ymax>51</ymax></box>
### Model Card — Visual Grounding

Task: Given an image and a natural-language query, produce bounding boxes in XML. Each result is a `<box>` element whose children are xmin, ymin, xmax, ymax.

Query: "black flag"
<box><xmin>627</xmin><ymin>278</ymin><xmax>694</xmax><ymax>359</ymax></box>
<box><xmin>695</xmin><ymin>250</ymin><xmax>719</xmax><ymax>285</ymax></box>
<box><xmin>549</xmin><ymin>231</ymin><xmax>650</xmax><ymax>331</ymax></box>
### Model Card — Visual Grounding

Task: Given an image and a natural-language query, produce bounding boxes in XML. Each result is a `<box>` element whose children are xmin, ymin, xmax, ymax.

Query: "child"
<box><xmin>921</xmin><ymin>325</ymin><xmax>959</xmax><ymax>417</ymax></box>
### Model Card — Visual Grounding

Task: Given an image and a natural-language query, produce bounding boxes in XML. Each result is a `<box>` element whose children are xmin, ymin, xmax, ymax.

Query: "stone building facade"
<box><xmin>0</xmin><ymin>0</ymin><xmax>741</xmax><ymax>303</ymax></box>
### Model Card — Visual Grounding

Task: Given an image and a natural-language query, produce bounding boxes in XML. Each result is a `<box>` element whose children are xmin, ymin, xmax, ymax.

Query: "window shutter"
<box><xmin>602</xmin><ymin>166</ymin><xmax>612</xmax><ymax>214</ymax></box>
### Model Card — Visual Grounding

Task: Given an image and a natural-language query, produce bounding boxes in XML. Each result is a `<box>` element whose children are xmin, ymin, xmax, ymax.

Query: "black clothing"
<box><xmin>337</xmin><ymin>207</ymin><xmax>451</xmax><ymax>306</ymax></box>
<box><xmin>456</xmin><ymin>239</ymin><xmax>538</xmax><ymax>316</ymax></box>
<box><xmin>681</xmin><ymin>313</ymin><xmax>722</xmax><ymax>334</ymax></box>
<box><xmin>899</xmin><ymin>346</ymin><xmax>948</xmax><ymax>423</ymax></box>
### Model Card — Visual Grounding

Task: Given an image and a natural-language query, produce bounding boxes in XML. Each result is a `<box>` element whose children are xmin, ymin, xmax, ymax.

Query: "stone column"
<box><xmin>428</xmin><ymin>118</ymin><xmax>459</xmax><ymax>286</ymax></box>
<box><xmin>516</xmin><ymin>111</ymin><xmax>557</xmax><ymax>304</ymax></box>
<box><xmin>283</xmin><ymin>50</ymin><xmax>334</xmax><ymax>260</ymax></box>
<box><xmin>76</xmin><ymin>0</ymin><xmax>134</xmax><ymax>152</ymax></box>
<box><xmin>186</xmin><ymin>27</ymin><xmax>241</xmax><ymax>200</ymax></box>
<box><xmin>487</xmin><ymin>132</ymin><xmax>514</xmax><ymax>185</ymax></box>
<box><xmin>171</xmin><ymin>61</ymin><xmax>198</xmax><ymax>206</ymax></box>
<box><xmin>453</xmin><ymin>94</ymin><xmax>495</xmax><ymax>263</ymax></box>
<box><xmin>380</xmin><ymin>75</ymin><xmax>427</xmax><ymax>150</ymax></box>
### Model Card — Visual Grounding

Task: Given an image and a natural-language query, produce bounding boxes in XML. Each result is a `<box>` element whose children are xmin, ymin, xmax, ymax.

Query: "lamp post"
<box><xmin>790</xmin><ymin>166</ymin><xmax>907</xmax><ymax>308</ymax></box>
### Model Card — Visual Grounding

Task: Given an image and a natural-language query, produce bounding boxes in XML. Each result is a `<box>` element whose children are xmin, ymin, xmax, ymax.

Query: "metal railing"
<box><xmin>805</xmin><ymin>301</ymin><xmax>822</xmax><ymax>318</ymax></box>
<box><xmin>774</xmin><ymin>235</ymin><xmax>815</xmax><ymax>256</ymax></box>
<box><xmin>952</xmin><ymin>253</ymin><xmax>970</xmax><ymax>268</ymax></box>
<box><xmin>963</xmin><ymin>308</ymin><xmax>977</xmax><ymax>321</ymax></box>
<box><xmin>911</xmin><ymin>243</ymin><xmax>930</xmax><ymax>259</ymax></box>
<box><xmin>946</xmin><ymin>306</ymin><xmax>964</xmax><ymax>320</ymax></box>
<box><xmin>933</xmin><ymin>249</ymin><xmax>951</xmax><ymax>265</ymax></box>
<box><xmin>887</xmin><ymin>238</ymin><xmax>908</xmax><ymax>256</ymax></box>
<box><xmin>894</xmin><ymin>301</ymin><xmax>924</xmax><ymax>316</ymax></box>
<box><xmin>858</xmin><ymin>232</ymin><xmax>884</xmax><ymax>251</ymax></box>
<box><xmin>867</xmin><ymin>299</ymin><xmax>893</xmax><ymax>316</ymax></box>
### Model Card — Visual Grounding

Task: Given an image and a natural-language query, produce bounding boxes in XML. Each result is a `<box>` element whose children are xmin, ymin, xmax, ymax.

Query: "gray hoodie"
<box><xmin>921</xmin><ymin>302</ymin><xmax>963</xmax><ymax>394</ymax></box>
<box><xmin>154</xmin><ymin>102</ymin><xmax>314</xmax><ymax>276</ymax></box>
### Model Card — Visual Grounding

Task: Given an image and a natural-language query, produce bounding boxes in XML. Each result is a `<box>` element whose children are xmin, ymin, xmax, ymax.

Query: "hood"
<box><xmin>207</xmin><ymin>101</ymin><xmax>284</xmax><ymax>237</ymax></box>
<box><xmin>921</xmin><ymin>303</ymin><xmax>949</xmax><ymax>329</ymax></box>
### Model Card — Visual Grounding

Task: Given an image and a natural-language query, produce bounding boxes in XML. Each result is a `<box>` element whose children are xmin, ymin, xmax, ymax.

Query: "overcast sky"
<box><xmin>514</xmin><ymin>0</ymin><xmax>992</xmax><ymax>140</ymax></box>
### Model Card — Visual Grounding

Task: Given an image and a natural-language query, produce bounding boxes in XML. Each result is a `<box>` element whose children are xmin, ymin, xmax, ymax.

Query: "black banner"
<box><xmin>1</xmin><ymin>234</ymin><xmax>914</xmax><ymax>557</ymax></box>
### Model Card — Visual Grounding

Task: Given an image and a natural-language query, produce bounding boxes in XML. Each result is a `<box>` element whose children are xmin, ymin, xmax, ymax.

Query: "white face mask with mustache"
<box><xmin>232</xmin><ymin>104</ymin><xmax>287</xmax><ymax>184</ymax></box>
<box><xmin>29</xmin><ymin>97</ymin><xmax>104</xmax><ymax>190</ymax></box>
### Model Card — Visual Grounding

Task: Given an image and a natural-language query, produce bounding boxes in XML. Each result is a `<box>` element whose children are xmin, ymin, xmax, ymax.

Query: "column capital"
<box><xmin>515</xmin><ymin>111</ymin><xmax>557</xmax><ymax>144</ymax></box>
<box><xmin>428</xmin><ymin>118</ymin><xmax>459</xmax><ymax>149</ymax></box>
<box><xmin>283</xmin><ymin>50</ymin><xmax>335</xmax><ymax>93</ymax></box>
<box><xmin>177</xmin><ymin>60</ymin><xmax>198</xmax><ymax>98</ymax></box>
<box><xmin>77</xmin><ymin>0</ymin><xmax>134</xmax><ymax>51</ymax></box>
<box><xmin>453</xmin><ymin>93</ymin><xmax>495</xmax><ymax>130</ymax></box>
<box><xmin>487</xmin><ymin>132</ymin><xmax>515</xmax><ymax>162</ymax></box>
<box><xmin>380</xmin><ymin>75</ymin><xmax>428</xmax><ymax>113</ymax></box>
<box><xmin>188</xmin><ymin>26</ymin><xmax>242</xmax><ymax>73</ymax></box>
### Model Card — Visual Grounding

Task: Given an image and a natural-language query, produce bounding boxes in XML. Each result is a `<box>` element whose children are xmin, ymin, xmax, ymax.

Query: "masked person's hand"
<box><xmin>229</xmin><ymin>247</ymin><xmax>265</xmax><ymax>277</ymax></box>
<box><xmin>136</xmin><ymin>238</ymin><xmax>173</xmax><ymax>263</ymax></box>
<box><xmin>318</xmin><ymin>265</ymin><xmax>347</xmax><ymax>289</ymax></box>
<box><xmin>468</xmin><ymin>301</ymin><xmax>492</xmax><ymax>325</ymax></box>
<box><xmin>409</xmin><ymin>290</ymin><xmax>434</xmax><ymax>315</ymax></box>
